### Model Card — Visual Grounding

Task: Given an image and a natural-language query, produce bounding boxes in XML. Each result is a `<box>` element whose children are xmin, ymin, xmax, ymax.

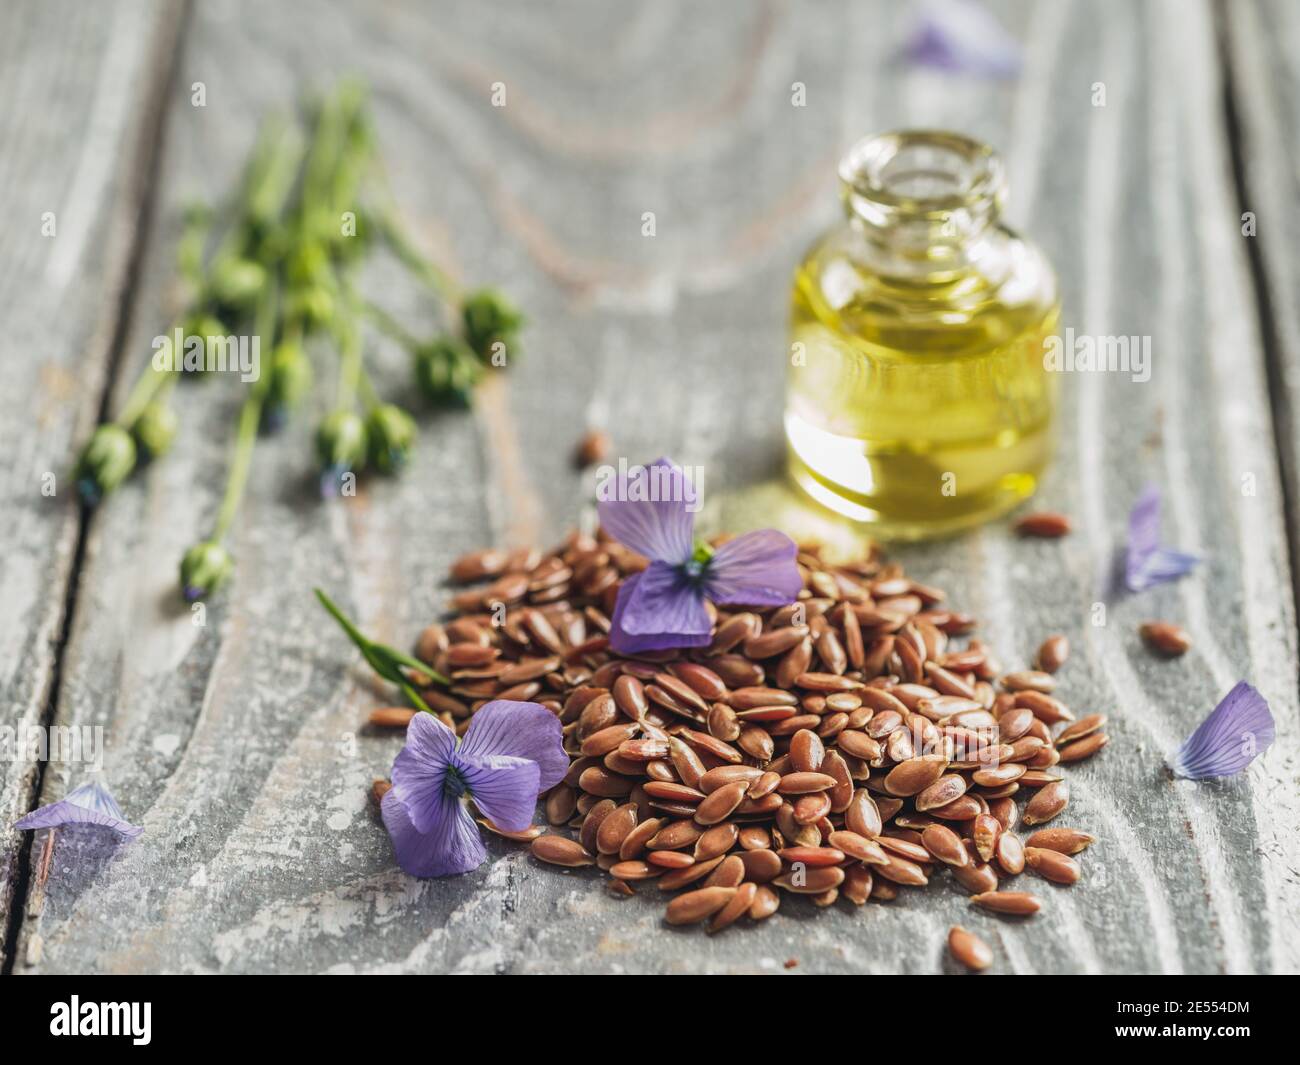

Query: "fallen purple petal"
<box><xmin>609</xmin><ymin>563</ymin><xmax>712</xmax><ymax>654</ymax></box>
<box><xmin>1169</xmin><ymin>681</ymin><xmax>1276</xmax><ymax>780</ymax></box>
<box><xmin>704</xmin><ymin>528</ymin><xmax>803</xmax><ymax>607</ymax></box>
<box><xmin>15</xmin><ymin>780</ymin><xmax>143</xmax><ymax>840</ymax></box>
<box><xmin>595</xmin><ymin>457</ymin><xmax>695</xmax><ymax>565</ymax></box>
<box><xmin>903</xmin><ymin>0</ymin><xmax>1022</xmax><ymax>79</ymax></box>
<box><xmin>1125</xmin><ymin>484</ymin><xmax>1199</xmax><ymax>592</ymax></box>
<box><xmin>1129</xmin><ymin>546</ymin><xmax>1200</xmax><ymax>592</ymax></box>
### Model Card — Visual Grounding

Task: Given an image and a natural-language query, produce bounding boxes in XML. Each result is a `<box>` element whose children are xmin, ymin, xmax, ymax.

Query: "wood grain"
<box><xmin>0</xmin><ymin>0</ymin><xmax>183</xmax><ymax>970</ymax></box>
<box><xmin>4</xmin><ymin>0</ymin><xmax>1297</xmax><ymax>973</ymax></box>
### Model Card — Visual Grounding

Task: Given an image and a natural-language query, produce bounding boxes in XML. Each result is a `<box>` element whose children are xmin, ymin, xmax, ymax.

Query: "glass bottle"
<box><xmin>785</xmin><ymin>130</ymin><xmax>1059</xmax><ymax>539</ymax></box>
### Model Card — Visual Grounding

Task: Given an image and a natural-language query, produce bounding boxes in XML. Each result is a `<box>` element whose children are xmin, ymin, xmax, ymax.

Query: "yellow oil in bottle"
<box><xmin>785</xmin><ymin>131</ymin><xmax>1059</xmax><ymax>539</ymax></box>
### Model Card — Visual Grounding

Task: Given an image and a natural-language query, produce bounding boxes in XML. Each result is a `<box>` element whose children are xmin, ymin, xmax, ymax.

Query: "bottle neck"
<box><xmin>839</xmin><ymin>131</ymin><xmax>1006</xmax><ymax>279</ymax></box>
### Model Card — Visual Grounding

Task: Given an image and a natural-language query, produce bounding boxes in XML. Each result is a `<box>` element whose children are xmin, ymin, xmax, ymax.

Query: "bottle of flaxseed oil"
<box><xmin>785</xmin><ymin>131</ymin><xmax>1059</xmax><ymax>539</ymax></box>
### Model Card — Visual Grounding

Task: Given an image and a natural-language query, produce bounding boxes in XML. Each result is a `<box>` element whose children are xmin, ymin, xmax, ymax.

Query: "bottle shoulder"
<box><xmin>793</xmin><ymin>221</ymin><xmax>1058</xmax><ymax>355</ymax></box>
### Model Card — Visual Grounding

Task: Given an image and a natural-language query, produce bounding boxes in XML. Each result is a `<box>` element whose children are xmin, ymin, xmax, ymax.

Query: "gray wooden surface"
<box><xmin>1226</xmin><ymin>0</ymin><xmax>1300</xmax><ymax>614</ymax></box>
<box><xmin>1</xmin><ymin>0</ymin><xmax>1297</xmax><ymax>974</ymax></box>
<box><xmin>0</xmin><ymin>0</ymin><xmax>184</xmax><ymax>963</ymax></box>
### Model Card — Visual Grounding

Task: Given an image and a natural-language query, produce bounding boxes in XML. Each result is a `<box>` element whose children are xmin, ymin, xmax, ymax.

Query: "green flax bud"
<box><xmin>180</xmin><ymin>540</ymin><xmax>233</xmax><ymax>602</ymax></box>
<box><xmin>287</xmin><ymin>240</ymin><xmax>330</xmax><ymax>287</ymax></box>
<box><xmin>315</xmin><ymin>410</ymin><xmax>368</xmax><ymax>496</ymax></box>
<box><xmin>365</xmin><ymin>403</ymin><xmax>417</xmax><ymax>475</ymax></box>
<box><xmin>415</xmin><ymin>336</ymin><xmax>480</xmax><ymax>408</ymax></box>
<box><xmin>288</xmin><ymin>285</ymin><xmax>334</xmax><ymax>334</ymax></box>
<box><xmin>263</xmin><ymin>342</ymin><xmax>312</xmax><ymax>430</ymax></box>
<box><xmin>131</xmin><ymin>402</ymin><xmax>178</xmax><ymax>460</ymax></box>
<box><xmin>181</xmin><ymin>313</ymin><xmax>229</xmax><ymax>376</ymax></box>
<box><xmin>74</xmin><ymin>424</ymin><xmax>137</xmax><ymax>505</ymax></box>
<box><xmin>209</xmin><ymin>258</ymin><xmax>267</xmax><ymax>316</ymax></box>
<box><xmin>460</xmin><ymin>288</ymin><xmax>523</xmax><ymax>366</ymax></box>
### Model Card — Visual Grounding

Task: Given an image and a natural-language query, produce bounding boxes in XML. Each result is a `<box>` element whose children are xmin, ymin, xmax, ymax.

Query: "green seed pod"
<box><xmin>287</xmin><ymin>240</ymin><xmax>330</xmax><ymax>287</ymax></box>
<box><xmin>209</xmin><ymin>258</ymin><xmax>266</xmax><ymax>315</ymax></box>
<box><xmin>287</xmin><ymin>285</ymin><xmax>334</xmax><ymax>333</ymax></box>
<box><xmin>131</xmin><ymin>402</ymin><xmax>179</xmax><ymax>460</ymax></box>
<box><xmin>179</xmin><ymin>540</ymin><xmax>233</xmax><ymax>602</ymax></box>
<box><xmin>263</xmin><ymin>341</ymin><xmax>312</xmax><ymax>430</ymax></box>
<box><xmin>315</xmin><ymin>410</ymin><xmax>368</xmax><ymax>495</ymax></box>
<box><xmin>365</xmin><ymin>403</ymin><xmax>417</xmax><ymax>475</ymax></box>
<box><xmin>74</xmin><ymin>424</ymin><xmax>137</xmax><ymax>505</ymax></box>
<box><xmin>180</xmin><ymin>313</ymin><xmax>229</xmax><ymax>375</ymax></box>
<box><xmin>460</xmin><ymin>288</ymin><xmax>523</xmax><ymax>366</ymax></box>
<box><xmin>414</xmin><ymin>336</ymin><xmax>480</xmax><ymax>407</ymax></box>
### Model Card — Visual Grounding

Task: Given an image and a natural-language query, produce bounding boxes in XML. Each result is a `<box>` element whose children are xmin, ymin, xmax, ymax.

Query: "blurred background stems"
<box><xmin>213</xmin><ymin>281</ymin><xmax>279</xmax><ymax>543</ymax></box>
<box><xmin>179</xmin><ymin>280</ymin><xmax>279</xmax><ymax>601</ymax></box>
<box><xmin>373</xmin><ymin>207</ymin><xmax>462</xmax><ymax>308</ymax></box>
<box><xmin>70</xmin><ymin>78</ymin><xmax>521</xmax><ymax>591</ymax></box>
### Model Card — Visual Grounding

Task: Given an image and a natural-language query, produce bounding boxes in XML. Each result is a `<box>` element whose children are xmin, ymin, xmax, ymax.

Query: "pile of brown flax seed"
<box><xmin>378</xmin><ymin>528</ymin><xmax>1104</xmax><ymax>946</ymax></box>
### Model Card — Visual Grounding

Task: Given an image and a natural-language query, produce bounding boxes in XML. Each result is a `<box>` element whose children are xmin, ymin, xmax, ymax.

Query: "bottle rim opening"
<box><xmin>839</xmin><ymin>130</ymin><xmax>1004</xmax><ymax>220</ymax></box>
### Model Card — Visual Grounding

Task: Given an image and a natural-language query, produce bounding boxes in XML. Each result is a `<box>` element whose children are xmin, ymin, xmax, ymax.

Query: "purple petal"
<box><xmin>609</xmin><ymin>564</ymin><xmax>712</xmax><ymax>654</ymax></box>
<box><xmin>595</xmin><ymin>457</ymin><xmax>696</xmax><ymax>564</ymax></box>
<box><xmin>1170</xmin><ymin>681</ymin><xmax>1276</xmax><ymax>780</ymax></box>
<box><xmin>907</xmin><ymin>24</ymin><xmax>968</xmax><ymax>71</ymax></box>
<box><xmin>1125</xmin><ymin>484</ymin><xmax>1163</xmax><ymax>579</ymax></box>
<box><xmin>705</xmin><ymin>529</ymin><xmax>803</xmax><ymax>607</ymax></box>
<box><xmin>455</xmin><ymin>754</ymin><xmax>541</xmax><ymax>832</ymax></box>
<box><xmin>381</xmin><ymin>789</ymin><xmax>486</xmax><ymax>877</ymax></box>
<box><xmin>904</xmin><ymin>0</ymin><xmax>1022</xmax><ymax>79</ymax></box>
<box><xmin>15</xmin><ymin>780</ymin><xmax>142</xmax><ymax>840</ymax></box>
<box><xmin>1125</xmin><ymin>485</ymin><xmax>1199</xmax><ymax>592</ymax></box>
<box><xmin>1129</xmin><ymin>547</ymin><xmax>1201</xmax><ymax>592</ymax></box>
<box><xmin>389</xmin><ymin>712</ymin><xmax>457</xmax><ymax>834</ymax></box>
<box><xmin>458</xmin><ymin>700</ymin><xmax>568</xmax><ymax>792</ymax></box>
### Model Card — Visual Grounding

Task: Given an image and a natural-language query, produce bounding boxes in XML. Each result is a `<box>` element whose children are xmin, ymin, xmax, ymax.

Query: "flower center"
<box><xmin>444</xmin><ymin>764</ymin><xmax>468</xmax><ymax>799</ymax></box>
<box><xmin>682</xmin><ymin>540</ymin><xmax>714</xmax><ymax>581</ymax></box>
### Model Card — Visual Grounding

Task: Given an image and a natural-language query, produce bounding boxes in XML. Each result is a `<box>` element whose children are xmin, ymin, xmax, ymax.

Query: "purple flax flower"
<box><xmin>1126</xmin><ymin>484</ymin><xmax>1199</xmax><ymax>592</ymax></box>
<box><xmin>596</xmin><ymin>458</ymin><xmax>803</xmax><ymax>654</ymax></box>
<box><xmin>903</xmin><ymin>0</ymin><xmax>1022</xmax><ymax>79</ymax></box>
<box><xmin>15</xmin><ymin>779</ymin><xmax>143</xmax><ymax>839</ymax></box>
<box><xmin>1169</xmin><ymin>681</ymin><xmax>1275</xmax><ymax>780</ymax></box>
<box><xmin>381</xmin><ymin>700</ymin><xmax>566</xmax><ymax>877</ymax></box>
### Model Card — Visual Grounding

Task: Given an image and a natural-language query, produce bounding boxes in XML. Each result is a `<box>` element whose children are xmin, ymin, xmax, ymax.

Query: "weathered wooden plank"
<box><xmin>0</xmin><ymin>0</ymin><xmax>184</xmax><ymax>969</ymax></box>
<box><xmin>1224</xmin><ymin>0</ymin><xmax>1300</xmax><ymax>622</ymax></box>
<box><xmin>11</xmin><ymin>0</ymin><xmax>1298</xmax><ymax>974</ymax></box>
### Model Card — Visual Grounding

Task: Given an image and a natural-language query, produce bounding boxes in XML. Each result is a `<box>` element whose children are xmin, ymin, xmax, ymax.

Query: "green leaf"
<box><xmin>314</xmin><ymin>589</ymin><xmax>447</xmax><ymax>713</ymax></box>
